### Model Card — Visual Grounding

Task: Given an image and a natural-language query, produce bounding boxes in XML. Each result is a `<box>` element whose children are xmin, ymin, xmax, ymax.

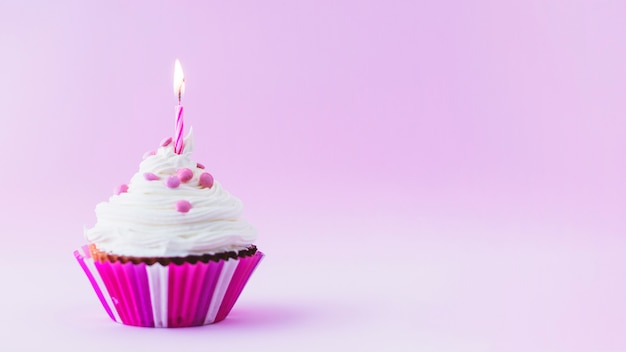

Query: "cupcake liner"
<box><xmin>74</xmin><ymin>245</ymin><xmax>264</xmax><ymax>327</ymax></box>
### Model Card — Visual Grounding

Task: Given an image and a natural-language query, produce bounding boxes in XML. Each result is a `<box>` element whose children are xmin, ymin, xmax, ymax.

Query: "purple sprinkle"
<box><xmin>177</xmin><ymin>168</ymin><xmax>193</xmax><ymax>183</ymax></box>
<box><xmin>166</xmin><ymin>175</ymin><xmax>181</xmax><ymax>188</ymax></box>
<box><xmin>176</xmin><ymin>200</ymin><xmax>192</xmax><ymax>213</ymax></box>
<box><xmin>196</xmin><ymin>163</ymin><xmax>205</xmax><ymax>169</ymax></box>
<box><xmin>199</xmin><ymin>172</ymin><xmax>214</xmax><ymax>189</ymax></box>
<box><xmin>144</xmin><ymin>172</ymin><xmax>160</xmax><ymax>181</ymax></box>
<box><xmin>160</xmin><ymin>137</ymin><xmax>173</xmax><ymax>147</ymax></box>
<box><xmin>115</xmin><ymin>184</ymin><xmax>128</xmax><ymax>195</ymax></box>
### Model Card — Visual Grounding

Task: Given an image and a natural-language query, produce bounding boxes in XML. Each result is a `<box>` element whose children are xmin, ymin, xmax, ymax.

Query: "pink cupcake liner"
<box><xmin>74</xmin><ymin>245</ymin><xmax>264</xmax><ymax>327</ymax></box>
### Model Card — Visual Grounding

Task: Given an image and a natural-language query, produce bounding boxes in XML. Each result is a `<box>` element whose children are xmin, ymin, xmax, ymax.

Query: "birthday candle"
<box><xmin>173</xmin><ymin>59</ymin><xmax>186</xmax><ymax>154</ymax></box>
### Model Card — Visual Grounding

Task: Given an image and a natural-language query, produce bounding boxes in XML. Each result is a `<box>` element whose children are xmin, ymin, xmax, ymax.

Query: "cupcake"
<box><xmin>75</xmin><ymin>130</ymin><xmax>263</xmax><ymax>327</ymax></box>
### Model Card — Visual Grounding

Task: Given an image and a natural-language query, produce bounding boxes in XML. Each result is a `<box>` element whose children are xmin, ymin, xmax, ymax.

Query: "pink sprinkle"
<box><xmin>166</xmin><ymin>175</ymin><xmax>181</xmax><ymax>188</ymax></box>
<box><xmin>143</xmin><ymin>150</ymin><xmax>156</xmax><ymax>159</ymax></box>
<box><xmin>115</xmin><ymin>184</ymin><xmax>128</xmax><ymax>195</ymax></box>
<box><xmin>144</xmin><ymin>172</ymin><xmax>160</xmax><ymax>181</ymax></box>
<box><xmin>196</xmin><ymin>163</ymin><xmax>205</xmax><ymax>169</ymax></box>
<box><xmin>176</xmin><ymin>200</ymin><xmax>192</xmax><ymax>213</ymax></box>
<box><xmin>177</xmin><ymin>168</ymin><xmax>193</xmax><ymax>183</ymax></box>
<box><xmin>199</xmin><ymin>172</ymin><xmax>214</xmax><ymax>188</ymax></box>
<box><xmin>160</xmin><ymin>137</ymin><xmax>173</xmax><ymax>147</ymax></box>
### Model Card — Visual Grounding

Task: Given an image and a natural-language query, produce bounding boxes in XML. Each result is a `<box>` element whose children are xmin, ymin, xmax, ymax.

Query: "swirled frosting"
<box><xmin>84</xmin><ymin>130</ymin><xmax>257</xmax><ymax>257</ymax></box>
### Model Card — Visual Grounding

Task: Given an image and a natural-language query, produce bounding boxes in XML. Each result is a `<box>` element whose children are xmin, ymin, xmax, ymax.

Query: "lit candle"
<box><xmin>173</xmin><ymin>59</ymin><xmax>186</xmax><ymax>154</ymax></box>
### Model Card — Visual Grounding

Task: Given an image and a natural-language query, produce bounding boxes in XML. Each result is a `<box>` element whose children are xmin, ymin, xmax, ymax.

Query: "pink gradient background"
<box><xmin>1</xmin><ymin>1</ymin><xmax>625</xmax><ymax>351</ymax></box>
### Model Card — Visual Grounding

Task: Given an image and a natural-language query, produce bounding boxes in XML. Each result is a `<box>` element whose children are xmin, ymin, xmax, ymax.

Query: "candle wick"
<box><xmin>177</xmin><ymin>78</ymin><xmax>184</xmax><ymax>103</ymax></box>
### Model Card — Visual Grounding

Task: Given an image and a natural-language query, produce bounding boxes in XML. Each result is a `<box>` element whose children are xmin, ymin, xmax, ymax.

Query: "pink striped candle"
<box><xmin>173</xmin><ymin>59</ymin><xmax>185</xmax><ymax>154</ymax></box>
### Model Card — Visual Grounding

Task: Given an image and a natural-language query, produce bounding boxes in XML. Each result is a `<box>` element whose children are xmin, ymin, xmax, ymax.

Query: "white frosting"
<box><xmin>84</xmin><ymin>130</ymin><xmax>257</xmax><ymax>257</ymax></box>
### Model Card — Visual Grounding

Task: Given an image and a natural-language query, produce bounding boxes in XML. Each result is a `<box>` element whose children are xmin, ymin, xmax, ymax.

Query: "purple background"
<box><xmin>1</xmin><ymin>1</ymin><xmax>625</xmax><ymax>351</ymax></box>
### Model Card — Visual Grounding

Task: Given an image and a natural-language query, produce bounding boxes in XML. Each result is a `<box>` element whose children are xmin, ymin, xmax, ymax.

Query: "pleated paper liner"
<box><xmin>74</xmin><ymin>245</ymin><xmax>264</xmax><ymax>327</ymax></box>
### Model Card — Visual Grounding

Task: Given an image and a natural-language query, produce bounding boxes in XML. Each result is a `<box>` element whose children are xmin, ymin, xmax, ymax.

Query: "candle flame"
<box><xmin>173</xmin><ymin>59</ymin><xmax>185</xmax><ymax>101</ymax></box>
